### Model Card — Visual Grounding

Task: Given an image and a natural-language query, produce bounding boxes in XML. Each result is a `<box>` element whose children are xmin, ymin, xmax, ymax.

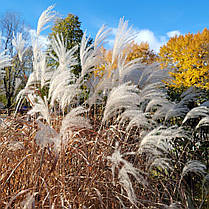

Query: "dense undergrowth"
<box><xmin>0</xmin><ymin>6</ymin><xmax>209</xmax><ymax>209</ymax></box>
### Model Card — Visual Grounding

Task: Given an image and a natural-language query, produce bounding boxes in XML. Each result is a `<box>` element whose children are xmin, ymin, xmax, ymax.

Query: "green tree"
<box><xmin>48</xmin><ymin>14</ymin><xmax>85</xmax><ymax>76</ymax></box>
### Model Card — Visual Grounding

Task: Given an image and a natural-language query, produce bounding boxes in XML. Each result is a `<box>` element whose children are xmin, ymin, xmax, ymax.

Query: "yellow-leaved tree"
<box><xmin>95</xmin><ymin>41</ymin><xmax>157</xmax><ymax>78</ymax></box>
<box><xmin>159</xmin><ymin>28</ymin><xmax>209</xmax><ymax>90</ymax></box>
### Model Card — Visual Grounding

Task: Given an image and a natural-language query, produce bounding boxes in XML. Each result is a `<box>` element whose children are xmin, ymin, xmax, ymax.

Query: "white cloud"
<box><xmin>167</xmin><ymin>30</ymin><xmax>180</xmax><ymax>38</ymax></box>
<box><xmin>107</xmin><ymin>28</ymin><xmax>181</xmax><ymax>53</ymax></box>
<box><xmin>134</xmin><ymin>29</ymin><xmax>167</xmax><ymax>52</ymax></box>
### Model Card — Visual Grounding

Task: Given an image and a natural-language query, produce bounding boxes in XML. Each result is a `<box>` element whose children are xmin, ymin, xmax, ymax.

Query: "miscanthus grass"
<box><xmin>0</xmin><ymin>5</ymin><xmax>208</xmax><ymax>209</ymax></box>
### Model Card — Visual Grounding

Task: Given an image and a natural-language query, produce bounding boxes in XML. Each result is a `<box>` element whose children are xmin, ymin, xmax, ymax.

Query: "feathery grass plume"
<box><xmin>60</xmin><ymin>106</ymin><xmax>92</xmax><ymax>143</ymax></box>
<box><xmin>138</xmin><ymin>126</ymin><xmax>172</xmax><ymax>156</ymax></box>
<box><xmin>181</xmin><ymin>160</ymin><xmax>206</xmax><ymax>180</ymax></box>
<box><xmin>107</xmin><ymin>142</ymin><xmax>147</xmax><ymax>205</ymax></box>
<box><xmin>195</xmin><ymin>116</ymin><xmax>209</xmax><ymax>130</ymax></box>
<box><xmin>49</xmin><ymin>74</ymin><xmax>79</xmax><ymax>111</ymax></box>
<box><xmin>88</xmin><ymin>18</ymin><xmax>139</xmax><ymax>100</ymax></box>
<box><xmin>116</xmin><ymin>53</ymin><xmax>143</xmax><ymax>85</ymax></box>
<box><xmin>118</xmin><ymin>109</ymin><xmax>155</xmax><ymax>131</ymax></box>
<box><xmin>111</xmin><ymin>17</ymin><xmax>136</xmax><ymax>64</ymax></box>
<box><xmin>145</xmin><ymin>97</ymin><xmax>175</xmax><ymax>122</ymax></box>
<box><xmin>119</xmin><ymin>61</ymin><xmax>145</xmax><ymax>85</ymax></box>
<box><xmin>86</xmin><ymin>76</ymin><xmax>114</xmax><ymax>107</ymax></box>
<box><xmin>177</xmin><ymin>86</ymin><xmax>204</xmax><ymax>108</ymax></box>
<box><xmin>57</xmin><ymin>84</ymin><xmax>79</xmax><ymax>111</ymax></box>
<box><xmin>48</xmin><ymin>67</ymin><xmax>76</xmax><ymax>98</ymax></box>
<box><xmin>165</xmin><ymin>106</ymin><xmax>190</xmax><ymax>122</ymax></box>
<box><xmin>88</xmin><ymin>18</ymin><xmax>140</xmax><ymax>104</ymax></box>
<box><xmin>145</xmin><ymin>97</ymin><xmax>172</xmax><ymax>113</ymax></box>
<box><xmin>150</xmin><ymin>157</ymin><xmax>173</xmax><ymax>171</ymax></box>
<box><xmin>15</xmin><ymin>86</ymin><xmax>37</xmax><ymax>114</ymax></box>
<box><xmin>138</xmin><ymin>82</ymin><xmax>167</xmax><ymax>112</ymax></box>
<box><xmin>27</xmin><ymin>96</ymin><xmax>51</xmax><ymax>124</ymax></box>
<box><xmin>49</xmin><ymin>34</ymin><xmax>78</xmax><ymax>69</ymax></box>
<box><xmin>78</xmin><ymin>25</ymin><xmax>111</xmax><ymax>85</ymax></box>
<box><xmin>136</xmin><ymin>64</ymin><xmax>155</xmax><ymax>88</ymax></box>
<box><xmin>0</xmin><ymin>50</ymin><xmax>11</xmax><ymax>71</ymax></box>
<box><xmin>138</xmin><ymin>126</ymin><xmax>189</xmax><ymax>170</ymax></box>
<box><xmin>12</xmin><ymin>32</ymin><xmax>26</xmax><ymax>62</ymax></box>
<box><xmin>35</xmin><ymin>120</ymin><xmax>59</xmax><ymax>148</ymax></box>
<box><xmin>39</xmin><ymin>54</ymin><xmax>53</xmax><ymax>88</ymax></box>
<box><xmin>118</xmin><ymin>109</ymin><xmax>143</xmax><ymax>125</ymax></box>
<box><xmin>126</xmin><ymin>111</ymin><xmax>156</xmax><ymax>131</ymax></box>
<box><xmin>137</xmin><ymin>63</ymin><xmax>170</xmax><ymax>88</ymax></box>
<box><xmin>139</xmin><ymin>82</ymin><xmax>166</xmax><ymax>102</ymax></box>
<box><xmin>14</xmin><ymin>78</ymin><xmax>22</xmax><ymax>95</ymax></box>
<box><xmin>48</xmin><ymin>36</ymin><xmax>80</xmax><ymax>110</ymax></box>
<box><xmin>182</xmin><ymin>106</ymin><xmax>209</xmax><ymax>124</ymax></box>
<box><xmin>94</xmin><ymin>24</ymin><xmax>111</xmax><ymax>48</ymax></box>
<box><xmin>22</xmin><ymin>72</ymin><xmax>37</xmax><ymax>90</ymax></box>
<box><xmin>103</xmin><ymin>82</ymin><xmax>140</xmax><ymax>123</ymax></box>
<box><xmin>78</xmin><ymin>26</ymin><xmax>110</xmax><ymax>106</ymax></box>
<box><xmin>79</xmin><ymin>31</ymin><xmax>94</xmax><ymax>78</ymax></box>
<box><xmin>16</xmin><ymin>6</ymin><xmax>56</xmax><ymax>112</ymax></box>
<box><xmin>163</xmin><ymin>87</ymin><xmax>203</xmax><ymax>122</ymax></box>
<box><xmin>35</xmin><ymin>106</ymin><xmax>91</xmax><ymax>150</ymax></box>
<box><xmin>16</xmin><ymin>52</ymin><xmax>51</xmax><ymax>110</ymax></box>
<box><xmin>143</xmin><ymin>67</ymin><xmax>170</xmax><ymax>86</ymax></box>
<box><xmin>24</xmin><ymin>52</ymin><xmax>52</xmax><ymax>89</ymax></box>
<box><xmin>180</xmin><ymin>86</ymin><xmax>203</xmax><ymax>100</ymax></box>
<box><xmin>140</xmin><ymin>126</ymin><xmax>189</xmax><ymax>149</ymax></box>
<box><xmin>87</xmin><ymin>60</ymin><xmax>120</xmax><ymax>106</ymax></box>
<box><xmin>31</xmin><ymin>36</ymin><xmax>48</xmax><ymax>84</ymax></box>
<box><xmin>36</xmin><ymin>5</ymin><xmax>56</xmax><ymax>36</ymax></box>
<box><xmin>152</xmin><ymin>103</ymin><xmax>175</xmax><ymax>121</ymax></box>
<box><xmin>118</xmin><ymin>166</ymin><xmax>137</xmax><ymax>205</ymax></box>
<box><xmin>48</xmin><ymin>35</ymin><xmax>80</xmax><ymax>111</ymax></box>
<box><xmin>87</xmin><ymin>21</ymin><xmax>140</xmax><ymax>106</ymax></box>
<box><xmin>31</xmin><ymin>5</ymin><xmax>56</xmax><ymax>82</ymax></box>
<box><xmin>16</xmin><ymin>38</ymin><xmax>53</xmax><ymax>114</ymax></box>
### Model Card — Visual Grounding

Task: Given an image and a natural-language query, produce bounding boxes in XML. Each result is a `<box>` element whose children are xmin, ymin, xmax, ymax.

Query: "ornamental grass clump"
<box><xmin>0</xmin><ymin>5</ymin><xmax>208</xmax><ymax>209</ymax></box>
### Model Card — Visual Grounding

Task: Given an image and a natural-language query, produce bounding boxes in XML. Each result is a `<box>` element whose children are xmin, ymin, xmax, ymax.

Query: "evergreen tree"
<box><xmin>48</xmin><ymin>14</ymin><xmax>86</xmax><ymax>76</ymax></box>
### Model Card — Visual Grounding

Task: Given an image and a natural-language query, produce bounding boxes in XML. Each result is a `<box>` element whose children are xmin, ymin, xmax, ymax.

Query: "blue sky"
<box><xmin>1</xmin><ymin>0</ymin><xmax>209</xmax><ymax>51</ymax></box>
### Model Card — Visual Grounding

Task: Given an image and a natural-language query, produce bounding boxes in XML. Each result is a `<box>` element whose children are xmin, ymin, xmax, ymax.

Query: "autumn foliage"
<box><xmin>159</xmin><ymin>28</ymin><xmax>209</xmax><ymax>90</ymax></box>
<box><xmin>0</xmin><ymin>6</ymin><xmax>209</xmax><ymax>209</ymax></box>
<box><xmin>95</xmin><ymin>41</ymin><xmax>157</xmax><ymax>78</ymax></box>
